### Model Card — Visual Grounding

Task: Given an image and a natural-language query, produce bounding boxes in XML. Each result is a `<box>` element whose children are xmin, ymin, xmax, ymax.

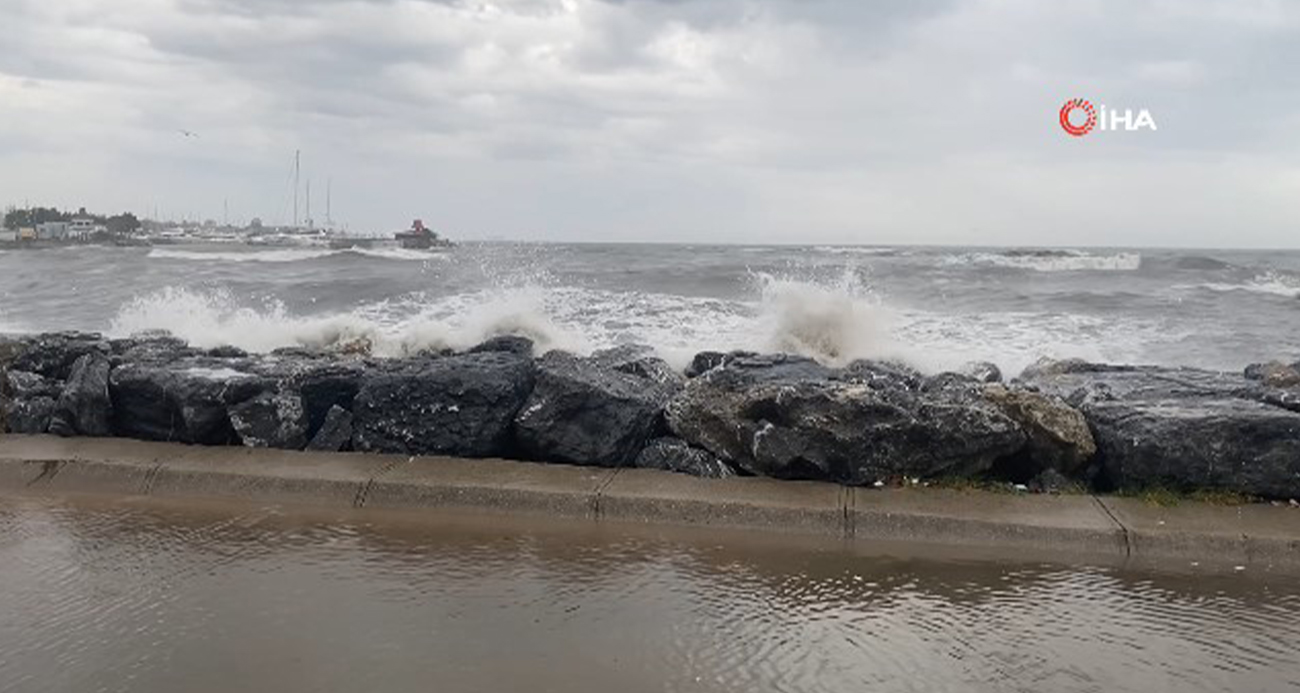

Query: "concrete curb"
<box><xmin>2</xmin><ymin>435</ymin><xmax>1297</xmax><ymax>569</ymax></box>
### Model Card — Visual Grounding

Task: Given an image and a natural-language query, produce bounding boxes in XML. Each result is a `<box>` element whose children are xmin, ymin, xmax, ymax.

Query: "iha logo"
<box><xmin>1059</xmin><ymin>98</ymin><xmax>1157</xmax><ymax>137</ymax></box>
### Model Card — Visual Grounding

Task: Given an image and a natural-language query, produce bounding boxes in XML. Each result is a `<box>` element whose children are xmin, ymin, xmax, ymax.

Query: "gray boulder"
<box><xmin>352</xmin><ymin>351</ymin><xmax>534</xmax><ymax>456</ymax></box>
<box><xmin>49</xmin><ymin>352</ymin><xmax>113</xmax><ymax>437</ymax></box>
<box><xmin>10</xmin><ymin>332</ymin><xmax>109</xmax><ymax>380</ymax></box>
<box><xmin>229</xmin><ymin>389</ymin><xmax>309</xmax><ymax>449</ymax></box>
<box><xmin>1020</xmin><ymin>360</ymin><xmax>1300</xmax><ymax>497</ymax></box>
<box><xmin>468</xmin><ymin>335</ymin><xmax>535</xmax><ymax>357</ymax></box>
<box><xmin>306</xmin><ymin>405</ymin><xmax>354</xmax><ymax>452</ymax></box>
<box><xmin>514</xmin><ymin>349</ymin><xmax>683</xmax><ymax>467</ymax></box>
<box><xmin>1244</xmin><ymin>361</ymin><xmax>1300</xmax><ymax>388</ymax></box>
<box><xmin>959</xmin><ymin>361</ymin><xmax>1003</xmax><ymax>384</ymax></box>
<box><xmin>667</xmin><ymin>357</ymin><xmax>1026</xmax><ymax>484</ymax></box>
<box><xmin>983</xmin><ymin>384</ymin><xmax>1096</xmax><ymax>475</ymax></box>
<box><xmin>108</xmin><ymin>360</ymin><xmax>259</xmax><ymax>444</ymax></box>
<box><xmin>634</xmin><ymin>438</ymin><xmax>735</xmax><ymax>478</ymax></box>
<box><xmin>3</xmin><ymin>370</ymin><xmax>63</xmax><ymax>434</ymax></box>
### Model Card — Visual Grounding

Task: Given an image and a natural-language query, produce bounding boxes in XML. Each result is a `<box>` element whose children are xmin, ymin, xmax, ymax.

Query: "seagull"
<box><xmin>178</xmin><ymin>129</ymin><xmax>199</xmax><ymax>138</ymax></box>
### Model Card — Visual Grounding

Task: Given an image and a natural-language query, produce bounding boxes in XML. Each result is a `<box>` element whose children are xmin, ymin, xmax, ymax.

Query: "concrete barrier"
<box><xmin>1</xmin><ymin>434</ymin><xmax>1297</xmax><ymax>569</ymax></box>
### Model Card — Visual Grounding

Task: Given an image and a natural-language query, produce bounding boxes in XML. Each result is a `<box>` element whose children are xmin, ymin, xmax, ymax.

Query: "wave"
<box><xmin>942</xmin><ymin>250</ymin><xmax>1142</xmax><ymax>272</ymax></box>
<box><xmin>1186</xmin><ymin>271</ymin><xmax>1300</xmax><ymax>298</ymax></box>
<box><xmin>812</xmin><ymin>246</ymin><xmax>897</xmax><ymax>256</ymax></box>
<box><xmin>148</xmin><ymin>247</ymin><xmax>448</xmax><ymax>263</ymax></box>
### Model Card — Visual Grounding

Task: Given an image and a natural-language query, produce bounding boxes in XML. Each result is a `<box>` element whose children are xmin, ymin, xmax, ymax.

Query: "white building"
<box><xmin>0</xmin><ymin>229</ymin><xmax>16</xmax><ymax>242</ymax></box>
<box><xmin>36</xmin><ymin>221</ymin><xmax>69</xmax><ymax>240</ymax></box>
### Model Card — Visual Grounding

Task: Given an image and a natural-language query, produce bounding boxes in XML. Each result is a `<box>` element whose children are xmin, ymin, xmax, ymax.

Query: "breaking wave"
<box><xmin>1187</xmin><ymin>271</ymin><xmax>1300</xmax><ymax>298</ymax></box>
<box><xmin>148</xmin><ymin>247</ymin><xmax>448</xmax><ymax>263</ymax></box>
<box><xmin>943</xmin><ymin>250</ymin><xmax>1142</xmax><ymax>272</ymax></box>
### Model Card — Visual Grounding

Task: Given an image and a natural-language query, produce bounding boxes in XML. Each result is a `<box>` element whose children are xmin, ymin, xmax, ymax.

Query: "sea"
<box><xmin>0</xmin><ymin>243</ymin><xmax>1297</xmax><ymax>377</ymax></box>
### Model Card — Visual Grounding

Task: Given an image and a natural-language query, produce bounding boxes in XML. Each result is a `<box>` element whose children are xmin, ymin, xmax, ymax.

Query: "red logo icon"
<box><xmin>1059</xmin><ymin>98</ymin><xmax>1096</xmax><ymax>137</ymax></box>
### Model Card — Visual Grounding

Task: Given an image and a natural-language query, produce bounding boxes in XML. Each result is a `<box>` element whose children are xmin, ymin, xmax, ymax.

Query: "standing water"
<box><xmin>0</xmin><ymin>495</ymin><xmax>1297</xmax><ymax>693</ymax></box>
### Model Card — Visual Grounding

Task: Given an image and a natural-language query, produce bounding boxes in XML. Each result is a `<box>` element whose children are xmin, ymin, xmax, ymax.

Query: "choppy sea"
<box><xmin>0</xmin><ymin>243</ymin><xmax>1297</xmax><ymax>375</ymax></box>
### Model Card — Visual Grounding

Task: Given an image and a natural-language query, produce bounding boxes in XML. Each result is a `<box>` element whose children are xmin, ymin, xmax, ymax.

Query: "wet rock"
<box><xmin>959</xmin><ymin>361</ymin><xmax>1003</xmax><ymax>384</ymax></box>
<box><xmin>1020</xmin><ymin>362</ymin><xmax>1300</xmax><ymax>497</ymax></box>
<box><xmin>353</xmin><ymin>352</ymin><xmax>534</xmax><ymax>456</ymax></box>
<box><xmin>685</xmin><ymin>351</ymin><xmax>728</xmax><ymax>378</ymax></box>
<box><xmin>8</xmin><ymin>396</ymin><xmax>56</xmax><ymax>434</ymax></box>
<box><xmin>295</xmin><ymin>362</ymin><xmax>369</xmax><ymax>440</ymax></box>
<box><xmin>49</xmin><ymin>352</ymin><xmax>113</xmax><ymax>437</ymax></box>
<box><xmin>229</xmin><ymin>389</ymin><xmax>309</xmax><ymax>449</ymax></box>
<box><xmin>108</xmin><ymin>361</ymin><xmax>255</xmax><ymax>444</ymax></box>
<box><xmin>207</xmin><ymin>345</ymin><xmax>249</xmax><ymax>359</ymax></box>
<box><xmin>634</xmin><ymin>438</ymin><xmax>736</xmax><ymax>478</ymax></box>
<box><xmin>1244</xmin><ymin>361</ymin><xmax>1300</xmax><ymax>388</ymax></box>
<box><xmin>468</xmin><ymin>335</ymin><xmax>535</xmax><ymax>357</ymax></box>
<box><xmin>667</xmin><ymin>356</ymin><xmax>1026</xmax><ymax>484</ymax></box>
<box><xmin>842</xmin><ymin>359</ymin><xmax>924</xmax><ymax>390</ymax></box>
<box><xmin>306</xmin><ymin>405</ymin><xmax>354</xmax><ymax>452</ymax></box>
<box><xmin>3</xmin><ymin>370</ymin><xmax>62</xmax><ymax>434</ymax></box>
<box><xmin>983</xmin><ymin>385</ymin><xmax>1096</xmax><ymax>475</ymax></box>
<box><xmin>514</xmin><ymin>350</ymin><xmax>683</xmax><ymax>467</ymax></box>
<box><xmin>10</xmin><ymin>332</ymin><xmax>109</xmax><ymax>380</ymax></box>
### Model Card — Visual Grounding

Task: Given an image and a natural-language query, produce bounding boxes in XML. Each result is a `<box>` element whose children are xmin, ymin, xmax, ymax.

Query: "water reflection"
<box><xmin>0</xmin><ymin>497</ymin><xmax>1296</xmax><ymax>693</ymax></box>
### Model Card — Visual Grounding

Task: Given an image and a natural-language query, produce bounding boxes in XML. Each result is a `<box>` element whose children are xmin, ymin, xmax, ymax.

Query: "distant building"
<box><xmin>19</xmin><ymin>227</ymin><xmax>36</xmax><ymax>241</ymax></box>
<box><xmin>36</xmin><ymin>221</ymin><xmax>70</xmax><ymax>240</ymax></box>
<box><xmin>0</xmin><ymin>229</ymin><xmax>16</xmax><ymax>243</ymax></box>
<box><xmin>68</xmin><ymin>217</ymin><xmax>97</xmax><ymax>238</ymax></box>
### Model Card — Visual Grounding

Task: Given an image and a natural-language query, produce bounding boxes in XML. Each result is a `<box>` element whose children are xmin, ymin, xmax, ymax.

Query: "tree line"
<box><xmin>3</xmin><ymin>206</ymin><xmax>142</xmax><ymax>235</ymax></box>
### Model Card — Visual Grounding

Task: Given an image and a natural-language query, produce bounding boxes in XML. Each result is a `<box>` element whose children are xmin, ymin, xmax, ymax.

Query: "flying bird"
<box><xmin>178</xmin><ymin>129</ymin><xmax>199</xmax><ymax>138</ymax></box>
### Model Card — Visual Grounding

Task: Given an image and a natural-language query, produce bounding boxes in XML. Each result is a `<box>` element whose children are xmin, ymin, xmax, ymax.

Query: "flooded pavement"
<box><xmin>1</xmin><ymin>494</ymin><xmax>1298</xmax><ymax>693</ymax></box>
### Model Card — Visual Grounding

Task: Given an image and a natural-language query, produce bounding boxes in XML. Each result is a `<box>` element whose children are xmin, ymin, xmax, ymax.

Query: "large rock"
<box><xmin>108</xmin><ymin>360</ymin><xmax>260</xmax><ymax>444</ymax></box>
<box><xmin>634</xmin><ymin>438</ymin><xmax>735</xmax><ymax>478</ymax></box>
<box><xmin>983</xmin><ymin>384</ymin><xmax>1096</xmax><ymax>475</ymax></box>
<box><xmin>49</xmin><ymin>352</ymin><xmax>113</xmax><ymax>437</ymax></box>
<box><xmin>306</xmin><ymin>405</ymin><xmax>354</xmax><ymax>452</ymax></box>
<box><xmin>229</xmin><ymin>389</ymin><xmax>309</xmax><ymax>449</ymax></box>
<box><xmin>3</xmin><ymin>370</ymin><xmax>62</xmax><ymax>434</ymax></box>
<box><xmin>514</xmin><ymin>348</ymin><xmax>684</xmax><ymax>467</ymax></box>
<box><xmin>1020</xmin><ymin>360</ymin><xmax>1300</xmax><ymax>497</ymax></box>
<box><xmin>10</xmin><ymin>332</ymin><xmax>109</xmax><ymax>380</ymax></box>
<box><xmin>352</xmin><ymin>351</ymin><xmax>534</xmax><ymax>456</ymax></box>
<box><xmin>1245</xmin><ymin>361</ymin><xmax>1300</xmax><ymax>388</ymax></box>
<box><xmin>468</xmin><ymin>335</ymin><xmax>535</xmax><ymax>357</ymax></box>
<box><xmin>667</xmin><ymin>356</ymin><xmax>1026</xmax><ymax>484</ymax></box>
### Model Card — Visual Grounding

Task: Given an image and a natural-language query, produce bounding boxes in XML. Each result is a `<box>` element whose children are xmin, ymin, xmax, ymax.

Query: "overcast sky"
<box><xmin>1</xmin><ymin>0</ymin><xmax>1298</xmax><ymax>246</ymax></box>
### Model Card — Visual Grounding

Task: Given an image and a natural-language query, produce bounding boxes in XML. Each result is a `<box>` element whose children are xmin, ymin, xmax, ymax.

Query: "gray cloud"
<box><xmin>1</xmin><ymin>0</ymin><xmax>1298</xmax><ymax>246</ymax></box>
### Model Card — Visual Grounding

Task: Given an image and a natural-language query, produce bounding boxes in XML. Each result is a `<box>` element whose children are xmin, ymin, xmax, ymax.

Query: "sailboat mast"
<box><xmin>326</xmin><ymin>178</ymin><xmax>332</xmax><ymax>227</ymax></box>
<box><xmin>306</xmin><ymin>179</ymin><xmax>312</xmax><ymax>229</ymax></box>
<box><xmin>292</xmin><ymin>150</ymin><xmax>300</xmax><ymax>228</ymax></box>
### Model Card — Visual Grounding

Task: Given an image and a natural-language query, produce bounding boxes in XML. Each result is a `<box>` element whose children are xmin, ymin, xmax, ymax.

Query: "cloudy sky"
<box><xmin>1</xmin><ymin>0</ymin><xmax>1298</xmax><ymax>246</ymax></box>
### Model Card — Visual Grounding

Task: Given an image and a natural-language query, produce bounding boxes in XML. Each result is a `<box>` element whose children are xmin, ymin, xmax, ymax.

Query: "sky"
<box><xmin>1</xmin><ymin>0</ymin><xmax>1298</xmax><ymax>247</ymax></box>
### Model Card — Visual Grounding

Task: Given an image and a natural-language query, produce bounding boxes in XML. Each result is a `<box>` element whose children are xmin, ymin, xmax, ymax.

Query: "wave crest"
<box><xmin>943</xmin><ymin>250</ymin><xmax>1142</xmax><ymax>272</ymax></box>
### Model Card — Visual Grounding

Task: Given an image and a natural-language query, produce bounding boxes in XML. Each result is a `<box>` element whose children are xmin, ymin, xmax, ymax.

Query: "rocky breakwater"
<box><xmin>1</xmin><ymin>331</ymin><xmax>1298</xmax><ymax>498</ymax></box>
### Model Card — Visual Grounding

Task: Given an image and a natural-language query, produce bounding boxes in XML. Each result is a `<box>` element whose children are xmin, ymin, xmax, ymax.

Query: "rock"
<box><xmin>306</xmin><ymin>405</ymin><xmax>353</xmax><ymax>452</ymax></box>
<box><xmin>49</xmin><ymin>352</ymin><xmax>113</xmax><ymax>437</ymax></box>
<box><xmin>295</xmin><ymin>362</ymin><xmax>369</xmax><ymax>440</ymax></box>
<box><xmin>634</xmin><ymin>438</ymin><xmax>735</xmax><ymax>478</ymax></box>
<box><xmin>3</xmin><ymin>370</ymin><xmax>62</xmax><ymax>434</ymax></box>
<box><xmin>1020</xmin><ymin>362</ymin><xmax>1300</xmax><ymax>497</ymax></box>
<box><xmin>10</xmin><ymin>332</ymin><xmax>109</xmax><ymax>380</ymax></box>
<box><xmin>983</xmin><ymin>385</ymin><xmax>1096</xmax><ymax>475</ymax></box>
<box><xmin>1087</xmin><ymin>398</ymin><xmax>1300</xmax><ymax>497</ymax></box>
<box><xmin>685</xmin><ymin>351</ymin><xmax>728</xmax><ymax>378</ymax></box>
<box><xmin>207</xmin><ymin>345</ymin><xmax>249</xmax><ymax>359</ymax></box>
<box><xmin>8</xmin><ymin>396</ymin><xmax>55</xmax><ymax>434</ymax></box>
<box><xmin>108</xmin><ymin>361</ymin><xmax>254</xmax><ymax>444</ymax></box>
<box><xmin>229</xmin><ymin>389</ymin><xmax>309</xmax><ymax>449</ymax></box>
<box><xmin>468</xmin><ymin>335</ymin><xmax>535</xmax><ymax>357</ymax></box>
<box><xmin>959</xmin><ymin>361</ymin><xmax>1003</xmax><ymax>384</ymax></box>
<box><xmin>1244</xmin><ymin>361</ymin><xmax>1300</xmax><ymax>388</ymax></box>
<box><xmin>666</xmin><ymin>356</ymin><xmax>1026</xmax><ymax>484</ymax></box>
<box><xmin>353</xmin><ymin>351</ymin><xmax>535</xmax><ymax>456</ymax></box>
<box><xmin>514</xmin><ymin>350</ymin><xmax>683</xmax><ymax>467</ymax></box>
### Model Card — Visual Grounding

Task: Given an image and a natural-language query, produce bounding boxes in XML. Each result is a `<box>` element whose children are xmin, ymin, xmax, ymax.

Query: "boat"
<box><xmin>394</xmin><ymin>219</ymin><xmax>451</xmax><ymax>250</ymax></box>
